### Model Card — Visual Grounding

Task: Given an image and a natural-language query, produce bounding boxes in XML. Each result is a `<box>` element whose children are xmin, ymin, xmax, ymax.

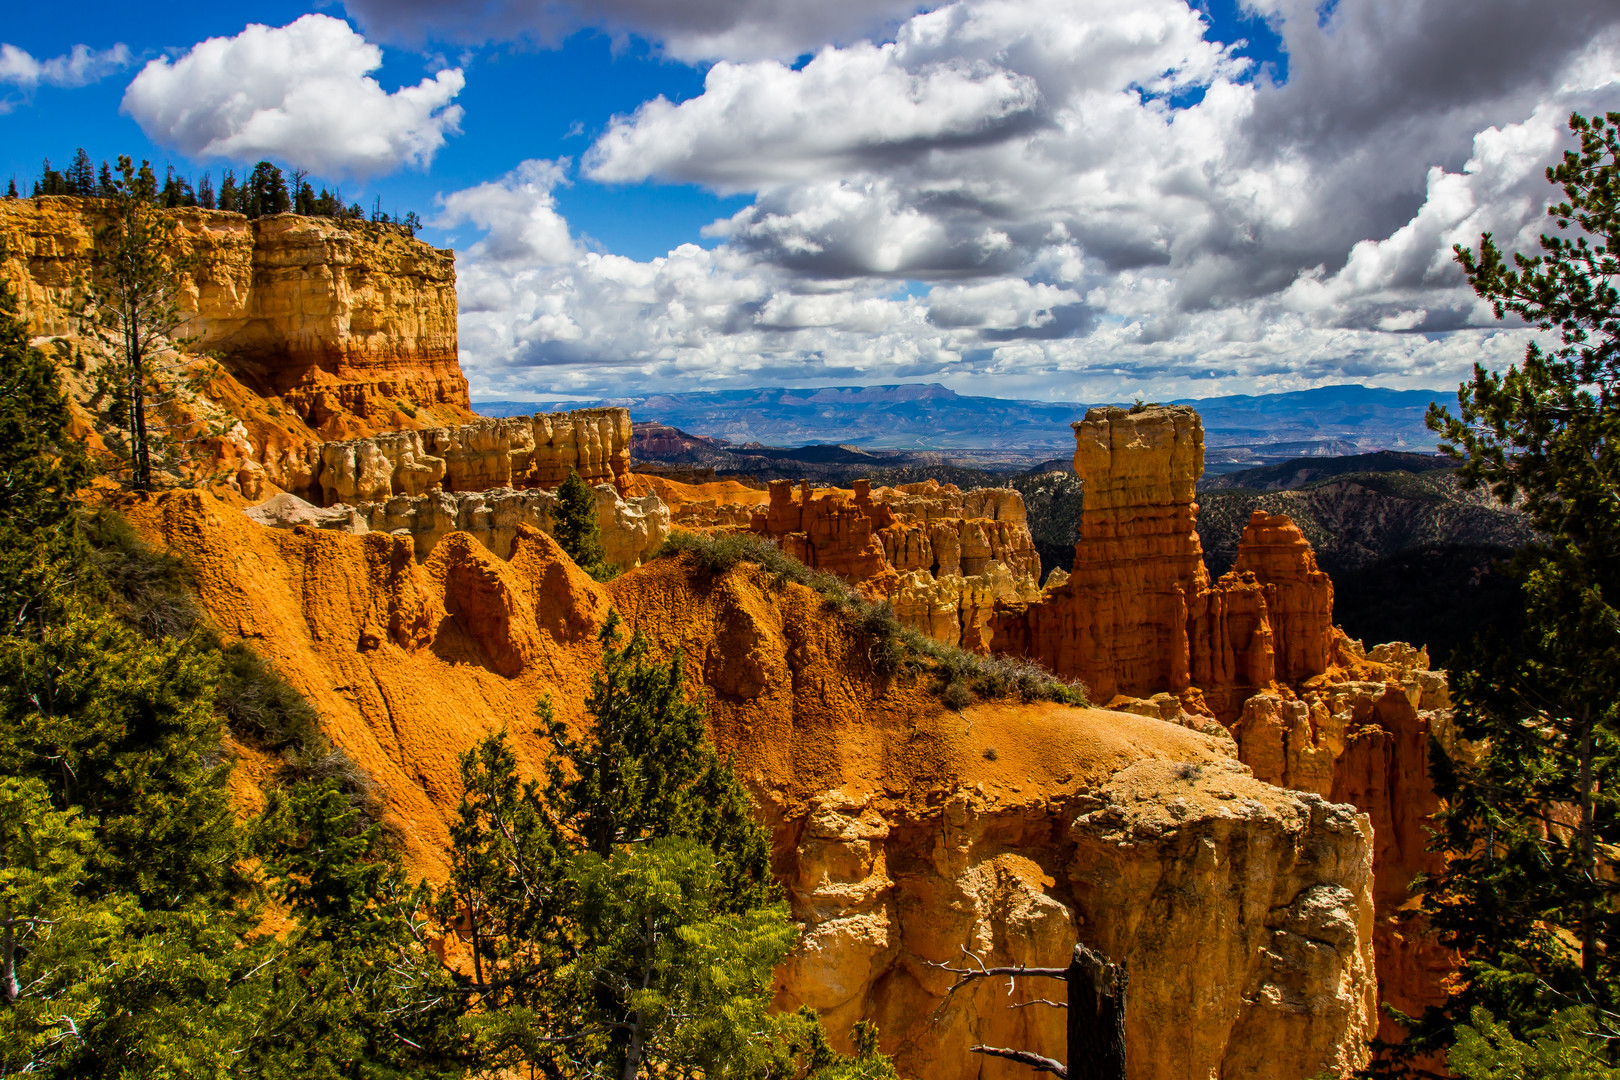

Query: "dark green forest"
<box><xmin>8</xmin><ymin>148</ymin><xmax>421</xmax><ymax>233</ymax></box>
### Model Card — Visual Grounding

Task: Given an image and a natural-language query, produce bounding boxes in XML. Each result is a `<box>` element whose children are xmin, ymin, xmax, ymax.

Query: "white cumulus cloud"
<box><xmin>0</xmin><ymin>42</ymin><xmax>130</xmax><ymax>88</ymax></box>
<box><xmin>438</xmin><ymin>0</ymin><xmax>1620</xmax><ymax>403</ymax></box>
<box><xmin>344</xmin><ymin>0</ymin><xmax>925</xmax><ymax>62</ymax></box>
<box><xmin>122</xmin><ymin>14</ymin><xmax>464</xmax><ymax>178</ymax></box>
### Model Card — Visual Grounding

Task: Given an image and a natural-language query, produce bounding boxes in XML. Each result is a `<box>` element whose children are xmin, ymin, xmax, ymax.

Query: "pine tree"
<box><xmin>246</xmin><ymin>160</ymin><xmax>290</xmax><ymax>218</ymax></box>
<box><xmin>218</xmin><ymin>170</ymin><xmax>238</xmax><ymax>213</ymax></box>
<box><xmin>5</xmin><ymin>178</ymin><xmax>15</xmax><ymax>199</ymax></box>
<box><xmin>1450</xmin><ymin>1008</ymin><xmax>1620</xmax><ymax>1079</ymax></box>
<box><xmin>432</xmin><ymin>613</ymin><xmax>878</xmax><ymax>1079</ymax></box>
<box><xmin>0</xmin><ymin>282</ymin><xmax>93</xmax><ymax>633</ymax></box>
<box><xmin>249</xmin><ymin>780</ymin><xmax>464</xmax><ymax>1077</ymax></box>
<box><xmin>76</xmin><ymin>156</ymin><xmax>201</xmax><ymax>491</ymax></box>
<box><xmin>196</xmin><ymin>173</ymin><xmax>215</xmax><ymax>210</ymax></box>
<box><xmin>160</xmin><ymin>165</ymin><xmax>183</xmax><ymax>208</ymax></box>
<box><xmin>1402</xmin><ymin>110</ymin><xmax>1620</xmax><ymax>1064</ymax></box>
<box><xmin>96</xmin><ymin>161</ymin><xmax>113</xmax><ymax>197</ymax></box>
<box><xmin>66</xmin><ymin>149</ymin><xmax>94</xmax><ymax>196</ymax></box>
<box><xmin>551</xmin><ymin>467</ymin><xmax>615</xmax><ymax>579</ymax></box>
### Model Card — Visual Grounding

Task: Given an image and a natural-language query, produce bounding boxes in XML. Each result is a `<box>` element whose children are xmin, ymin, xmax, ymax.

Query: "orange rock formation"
<box><xmin>983</xmin><ymin>404</ymin><xmax>1448</xmax><ymax>1065</ymax></box>
<box><xmin>124</xmin><ymin>487</ymin><xmax>1381</xmax><ymax>1080</ymax></box>
<box><xmin>1</xmin><ymin>196</ymin><xmax>473</xmax><ymax>495</ymax></box>
<box><xmin>988</xmin><ymin>406</ymin><xmax>1335</xmax><ymax>715</ymax></box>
<box><xmin>638</xmin><ymin>473</ymin><xmax>1044</xmax><ymax>648</ymax></box>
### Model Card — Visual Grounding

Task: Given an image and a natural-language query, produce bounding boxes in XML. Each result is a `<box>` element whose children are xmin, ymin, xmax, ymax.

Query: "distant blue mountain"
<box><xmin>475</xmin><ymin>382</ymin><xmax>1456</xmax><ymax>464</ymax></box>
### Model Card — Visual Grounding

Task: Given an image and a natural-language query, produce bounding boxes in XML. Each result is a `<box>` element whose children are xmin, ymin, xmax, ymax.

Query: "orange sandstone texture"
<box><xmin>644</xmin><ymin>474</ymin><xmax>1044</xmax><ymax>648</ymax></box>
<box><xmin>0</xmin><ymin>196</ymin><xmax>473</xmax><ymax>494</ymax></box>
<box><xmin>124</xmin><ymin>488</ymin><xmax>1378</xmax><ymax>1080</ymax></box>
<box><xmin>983</xmin><ymin>405</ymin><xmax>1448</xmax><ymax>1068</ymax></box>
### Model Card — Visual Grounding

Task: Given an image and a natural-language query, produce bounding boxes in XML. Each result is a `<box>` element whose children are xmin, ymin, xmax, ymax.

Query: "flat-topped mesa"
<box><xmin>988</xmin><ymin>404</ymin><xmax>1335</xmax><ymax>708</ymax></box>
<box><xmin>0</xmin><ymin>198</ymin><xmax>469</xmax><ymax>439</ymax></box>
<box><xmin>311</xmin><ymin>409</ymin><xmax>633</xmax><ymax>505</ymax></box>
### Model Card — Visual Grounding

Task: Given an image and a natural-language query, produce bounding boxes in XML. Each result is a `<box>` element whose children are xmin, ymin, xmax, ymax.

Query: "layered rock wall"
<box><xmin>0</xmin><ymin>197</ymin><xmax>469</xmax><ymax>438</ymax></box>
<box><xmin>247</xmin><ymin>483</ymin><xmax>670</xmax><ymax>569</ymax></box>
<box><xmin>647</xmin><ymin>474</ymin><xmax>1045</xmax><ymax>648</ymax></box>
<box><xmin>312</xmin><ymin>410</ymin><xmax>634</xmax><ymax>504</ymax></box>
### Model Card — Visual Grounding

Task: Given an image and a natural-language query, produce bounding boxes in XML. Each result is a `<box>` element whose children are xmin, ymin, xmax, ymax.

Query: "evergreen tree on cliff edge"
<box><xmin>1383</xmin><ymin>110</ymin><xmax>1620</xmax><ymax>1076</ymax></box>
<box><xmin>551</xmin><ymin>466</ymin><xmax>615</xmax><ymax>580</ymax></box>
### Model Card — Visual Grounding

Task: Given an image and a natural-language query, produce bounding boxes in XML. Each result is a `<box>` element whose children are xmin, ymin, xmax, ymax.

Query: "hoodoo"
<box><xmin>987</xmin><ymin>404</ymin><xmax>1451</xmax><ymax>1057</ymax></box>
<box><xmin>988</xmin><ymin>405</ymin><xmax>1336</xmax><ymax>717</ymax></box>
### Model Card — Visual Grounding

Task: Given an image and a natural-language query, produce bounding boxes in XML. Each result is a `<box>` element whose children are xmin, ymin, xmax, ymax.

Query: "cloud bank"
<box><xmin>122</xmin><ymin>14</ymin><xmax>464</xmax><ymax>178</ymax></box>
<box><xmin>437</xmin><ymin>0</ymin><xmax>1619</xmax><ymax>401</ymax></box>
<box><xmin>345</xmin><ymin>0</ymin><xmax>924</xmax><ymax>61</ymax></box>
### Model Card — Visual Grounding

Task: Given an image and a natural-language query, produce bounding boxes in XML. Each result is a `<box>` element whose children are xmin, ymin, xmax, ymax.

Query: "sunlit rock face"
<box><xmin>126</xmin><ymin>486</ymin><xmax>1384</xmax><ymax>1080</ymax></box>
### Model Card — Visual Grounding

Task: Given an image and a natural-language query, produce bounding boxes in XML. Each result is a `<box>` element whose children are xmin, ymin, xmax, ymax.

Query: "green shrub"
<box><xmin>84</xmin><ymin>508</ymin><xmax>381</xmax><ymax>811</ymax></box>
<box><xmin>84</xmin><ymin>508</ymin><xmax>204</xmax><ymax>637</ymax></box>
<box><xmin>651</xmin><ymin>530</ymin><xmax>1087</xmax><ymax>706</ymax></box>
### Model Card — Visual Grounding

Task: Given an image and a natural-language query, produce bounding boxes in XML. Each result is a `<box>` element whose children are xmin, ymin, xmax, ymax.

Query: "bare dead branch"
<box><xmin>971</xmin><ymin>1045</ymin><xmax>1067</xmax><ymax>1078</ymax></box>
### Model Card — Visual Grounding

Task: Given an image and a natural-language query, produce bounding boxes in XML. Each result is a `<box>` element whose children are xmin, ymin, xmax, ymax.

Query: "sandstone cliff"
<box><xmin>247</xmin><ymin>481</ymin><xmax>669</xmax><ymax>570</ymax></box>
<box><xmin>984</xmin><ymin>405</ymin><xmax>1449</xmax><ymax>1065</ymax></box>
<box><xmin>987</xmin><ymin>407</ymin><xmax>1336</xmax><ymax>716</ymax></box>
<box><xmin>636</xmin><ymin>473</ymin><xmax>1045</xmax><ymax>649</ymax></box>
<box><xmin>124</xmin><ymin>487</ymin><xmax>1380</xmax><ymax>1080</ymax></box>
<box><xmin>310</xmin><ymin>410</ymin><xmax>633</xmax><ymax>503</ymax></box>
<box><xmin>0</xmin><ymin>196</ymin><xmax>473</xmax><ymax>493</ymax></box>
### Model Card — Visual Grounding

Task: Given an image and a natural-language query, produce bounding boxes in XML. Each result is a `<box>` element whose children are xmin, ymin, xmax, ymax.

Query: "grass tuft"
<box><xmin>651</xmin><ymin>530</ymin><xmax>1088</xmax><ymax>706</ymax></box>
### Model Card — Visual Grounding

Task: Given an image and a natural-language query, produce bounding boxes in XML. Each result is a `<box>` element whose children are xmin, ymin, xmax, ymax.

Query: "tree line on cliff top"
<box><xmin>0</xmin><ymin>281</ymin><xmax>897</xmax><ymax>1076</ymax></box>
<box><xmin>8</xmin><ymin>146</ymin><xmax>421</xmax><ymax>234</ymax></box>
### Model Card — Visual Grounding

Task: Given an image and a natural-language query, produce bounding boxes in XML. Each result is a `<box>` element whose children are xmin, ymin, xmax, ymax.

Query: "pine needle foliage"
<box><xmin>1384</xmin><ymin>111</ymin><xmax>1620</xmax><ymax>1071</ymax></box>
<box><xmin>551</xmin><ymin>467</ymin><xmax>617</xmax><ymax>580</ymax></box>
<box><xmin>433</xmin><ymin>612</ymin><xmax>899</xmax><ymax>1080</ymax></box>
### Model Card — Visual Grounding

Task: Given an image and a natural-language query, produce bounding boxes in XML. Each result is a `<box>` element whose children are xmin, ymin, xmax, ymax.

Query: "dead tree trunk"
<box><xmin>1068</xmin><ymin>944</ymin><xmax>1127</xmax><ymax>1080</ymax></box>
<box><xmin>936</xmin><ymin>942</ymin><xmax>1127</xmax><ymax>1080</ymax></box>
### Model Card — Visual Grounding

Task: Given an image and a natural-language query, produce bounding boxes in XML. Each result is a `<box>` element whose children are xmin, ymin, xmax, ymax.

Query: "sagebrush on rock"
<box><xmin>653</xmin><ymin>530</ymin><xmax>1087</xmax><ymax>706</ymax></box>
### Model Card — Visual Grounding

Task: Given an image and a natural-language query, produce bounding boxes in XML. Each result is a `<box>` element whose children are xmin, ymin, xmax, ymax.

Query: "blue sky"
<box><xmin>2</xmin><ymin>0</ymin><xmax>1615</xmax><ymax>402</ymax></box>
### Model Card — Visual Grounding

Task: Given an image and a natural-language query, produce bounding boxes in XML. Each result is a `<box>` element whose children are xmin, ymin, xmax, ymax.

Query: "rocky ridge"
<box><xmin>124</xmin><ymin>486</ymin><xmax>1380</xmax><ymax>1080</ymax></box>
<box><xmin>0</xmin><ymin>196</ymin><xmax>472</xmax><ymax>493</ymax></box>
<box><xmin>244</xmin><ymin>408</ymin><xmax>666</xmax><ymax>568</ymax></box>
<box><xmin>630</xmin><ymin>473</ymin><xmax>1044</xmax><ymax>648</ymax></box>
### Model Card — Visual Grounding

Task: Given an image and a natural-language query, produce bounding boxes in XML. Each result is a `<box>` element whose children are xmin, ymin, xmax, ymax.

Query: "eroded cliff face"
<box><xmin>122</xmin><ymin>487</ymin><xmax>1379</xmax><ymax>1080</ymax></box>
<box><xmin>0</xmin><ymin>196</ymin><xmax>472</xmax><ymax>487</ymax></box>
<box><xmin>988</xmin><ymin>407</ymin><xmax>1335</xmax><ymax>716</ymax></box>
<box><xmin>636</xmin><ymin>474</ymin><xmax>1044</xmax><ymax>649</ymax></box>
<box><xmin>983</xmin><ymin>405</ymin><xmax>1448</xmax><ymax>1064</ymax></box>
<box><xmin>243</xmin><ymin>408</ymin><xmax>662</xmax><ymax>565</ymax></box>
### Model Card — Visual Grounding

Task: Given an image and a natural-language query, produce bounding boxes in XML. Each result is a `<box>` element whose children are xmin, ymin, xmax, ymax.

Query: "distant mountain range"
<box><xmin>477</xmin><ymin>382</ymin><xmax>1458</xmax><ymax>469</ymax></box>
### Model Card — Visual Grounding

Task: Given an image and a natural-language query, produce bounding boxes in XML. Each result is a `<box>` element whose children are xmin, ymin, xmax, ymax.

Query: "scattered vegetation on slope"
<box><xmin>653</xmin><ymin>530</ymin><xmax>1088</xmax><ymax>707</ymax></box>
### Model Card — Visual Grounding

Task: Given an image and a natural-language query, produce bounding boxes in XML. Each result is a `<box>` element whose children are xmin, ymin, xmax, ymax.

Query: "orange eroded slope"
<box><xmin>121</xmin><ymin>489</ymin><xmax>1379</xmax><ymax>1080</ymax></box>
